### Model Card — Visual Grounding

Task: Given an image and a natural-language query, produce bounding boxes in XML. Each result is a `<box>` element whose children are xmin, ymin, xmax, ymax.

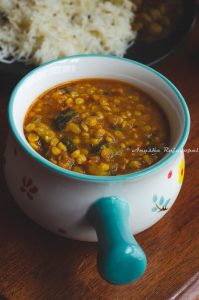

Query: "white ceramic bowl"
<box><xmin>4</xmin><ymin>55</ymin><xmax>190</xmax><ymax>284</ymax></box>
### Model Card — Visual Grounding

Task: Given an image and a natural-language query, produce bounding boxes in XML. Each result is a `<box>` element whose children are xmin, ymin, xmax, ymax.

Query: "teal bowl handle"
<box><xmin>87</xmin><ymin>196</ymin><xmax>147</xmax><ymax>285</ymax></box>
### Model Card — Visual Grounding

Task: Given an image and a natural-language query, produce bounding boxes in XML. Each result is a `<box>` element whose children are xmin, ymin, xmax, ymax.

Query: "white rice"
<box><xmin>0</xmin><ymin>0</ymin><xmax>137</xmax><ymax>65</ymax></box>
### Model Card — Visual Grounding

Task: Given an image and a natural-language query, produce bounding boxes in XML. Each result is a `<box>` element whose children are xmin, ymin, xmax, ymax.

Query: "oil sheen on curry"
<box><xmin>24</xmin><ymin>79</ymin><xmax>170</xmax><ymax>176</ymax></box>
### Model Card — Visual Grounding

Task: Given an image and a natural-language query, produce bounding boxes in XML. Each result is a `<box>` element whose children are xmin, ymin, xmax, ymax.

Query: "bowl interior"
<box><xmin>9</xmin><ymin>55</ymin><xmax>190</xmax><ymax>180</ymax></box>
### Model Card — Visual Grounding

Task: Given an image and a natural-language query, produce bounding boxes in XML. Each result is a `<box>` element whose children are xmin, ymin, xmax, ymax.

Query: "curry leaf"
<box><xmin>61</xmin><ymin>136</ymin><xmax>76</xmax><ymax>153</ymax></box>
<box><xmin>91</xmin><ymin>140</ymin><xmax>106</xmax><ymax>155</ymax></box>
<box><xmin>110</xmin><ymin>124</ymin><xmax>121</xmax><ymax>131</ymax></box>
<box><xmin>39</xmin><ymin>137</ymin><xmax>51</xmax><ymax>158</ymax></box>
<box><xmin>62</xmin><ymin>87</ymin><xmax>72</xmax><ymax>94</ymax></box>
<box><xmin>53</xmin><ymin>109</ymin><xmax>78</xmax><ymax>131</ymax></box>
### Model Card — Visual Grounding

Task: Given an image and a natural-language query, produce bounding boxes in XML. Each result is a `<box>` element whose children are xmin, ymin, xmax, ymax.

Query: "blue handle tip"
<box><xmin>87</xmin><ymin>196</ymin><xmax>147</xmax><ymax>285</ymax></box>
<box><xmin>98</xmin><ymin>243</ymin><xmax>147</xmax><ymax>285</ymax></box>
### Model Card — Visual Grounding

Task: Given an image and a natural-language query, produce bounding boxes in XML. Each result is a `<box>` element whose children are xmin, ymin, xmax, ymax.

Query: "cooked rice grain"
<box><xmin>0</xmin><ymin>0</ymin><xmax>137</xmax><ymax>65</ymax></box>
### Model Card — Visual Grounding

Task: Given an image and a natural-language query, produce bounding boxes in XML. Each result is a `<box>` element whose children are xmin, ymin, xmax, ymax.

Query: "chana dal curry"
<box><xmin>24</xmin><ymin>79</ymin><xmax>170</xmax><ymax>176</ymax></box>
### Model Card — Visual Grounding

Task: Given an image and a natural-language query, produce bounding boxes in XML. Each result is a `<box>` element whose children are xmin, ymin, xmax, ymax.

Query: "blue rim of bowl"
<box><xmin>8</xmin><ymin>54</ymin><xmax>190</xmax><ymax>182</ymax></box>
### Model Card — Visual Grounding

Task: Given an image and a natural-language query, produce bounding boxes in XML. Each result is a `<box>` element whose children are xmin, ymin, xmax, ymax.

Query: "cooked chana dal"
<box><xmin>24</xmin><ymin>79</ymin><xmax>170</xmax><ymax>176</ymax></box>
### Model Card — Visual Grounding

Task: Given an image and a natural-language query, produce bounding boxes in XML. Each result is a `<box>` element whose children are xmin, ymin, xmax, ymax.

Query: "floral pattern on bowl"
<box><xmin>20</xmin><ymin>176</ymin><xmax>38</xmax><ymax>200</ymax></box>
<box><xmin>152</xmin><ymin>195</ymin><xmax>171</xmax><ymax>212</ymax></box>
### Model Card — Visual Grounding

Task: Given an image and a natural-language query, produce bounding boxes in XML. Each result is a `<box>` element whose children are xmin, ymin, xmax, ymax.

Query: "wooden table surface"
<box><xmin>0</xmin><ymin>14</ymin><xmax>199</xmax><ymax>300</ymax></box>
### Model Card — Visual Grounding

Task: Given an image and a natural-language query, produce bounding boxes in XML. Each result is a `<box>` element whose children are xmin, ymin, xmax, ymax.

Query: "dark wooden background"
<box><xmin>0</xmin><ymin>14</ymin><xmax>199</xmax><ymax>300</ymax></box>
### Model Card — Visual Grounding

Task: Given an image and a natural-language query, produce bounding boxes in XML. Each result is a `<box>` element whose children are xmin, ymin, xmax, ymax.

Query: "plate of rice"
<box><xmin>0</xmin><ymin>0</ymin><xmax>197</xmax><ymax>76</ymax></box>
